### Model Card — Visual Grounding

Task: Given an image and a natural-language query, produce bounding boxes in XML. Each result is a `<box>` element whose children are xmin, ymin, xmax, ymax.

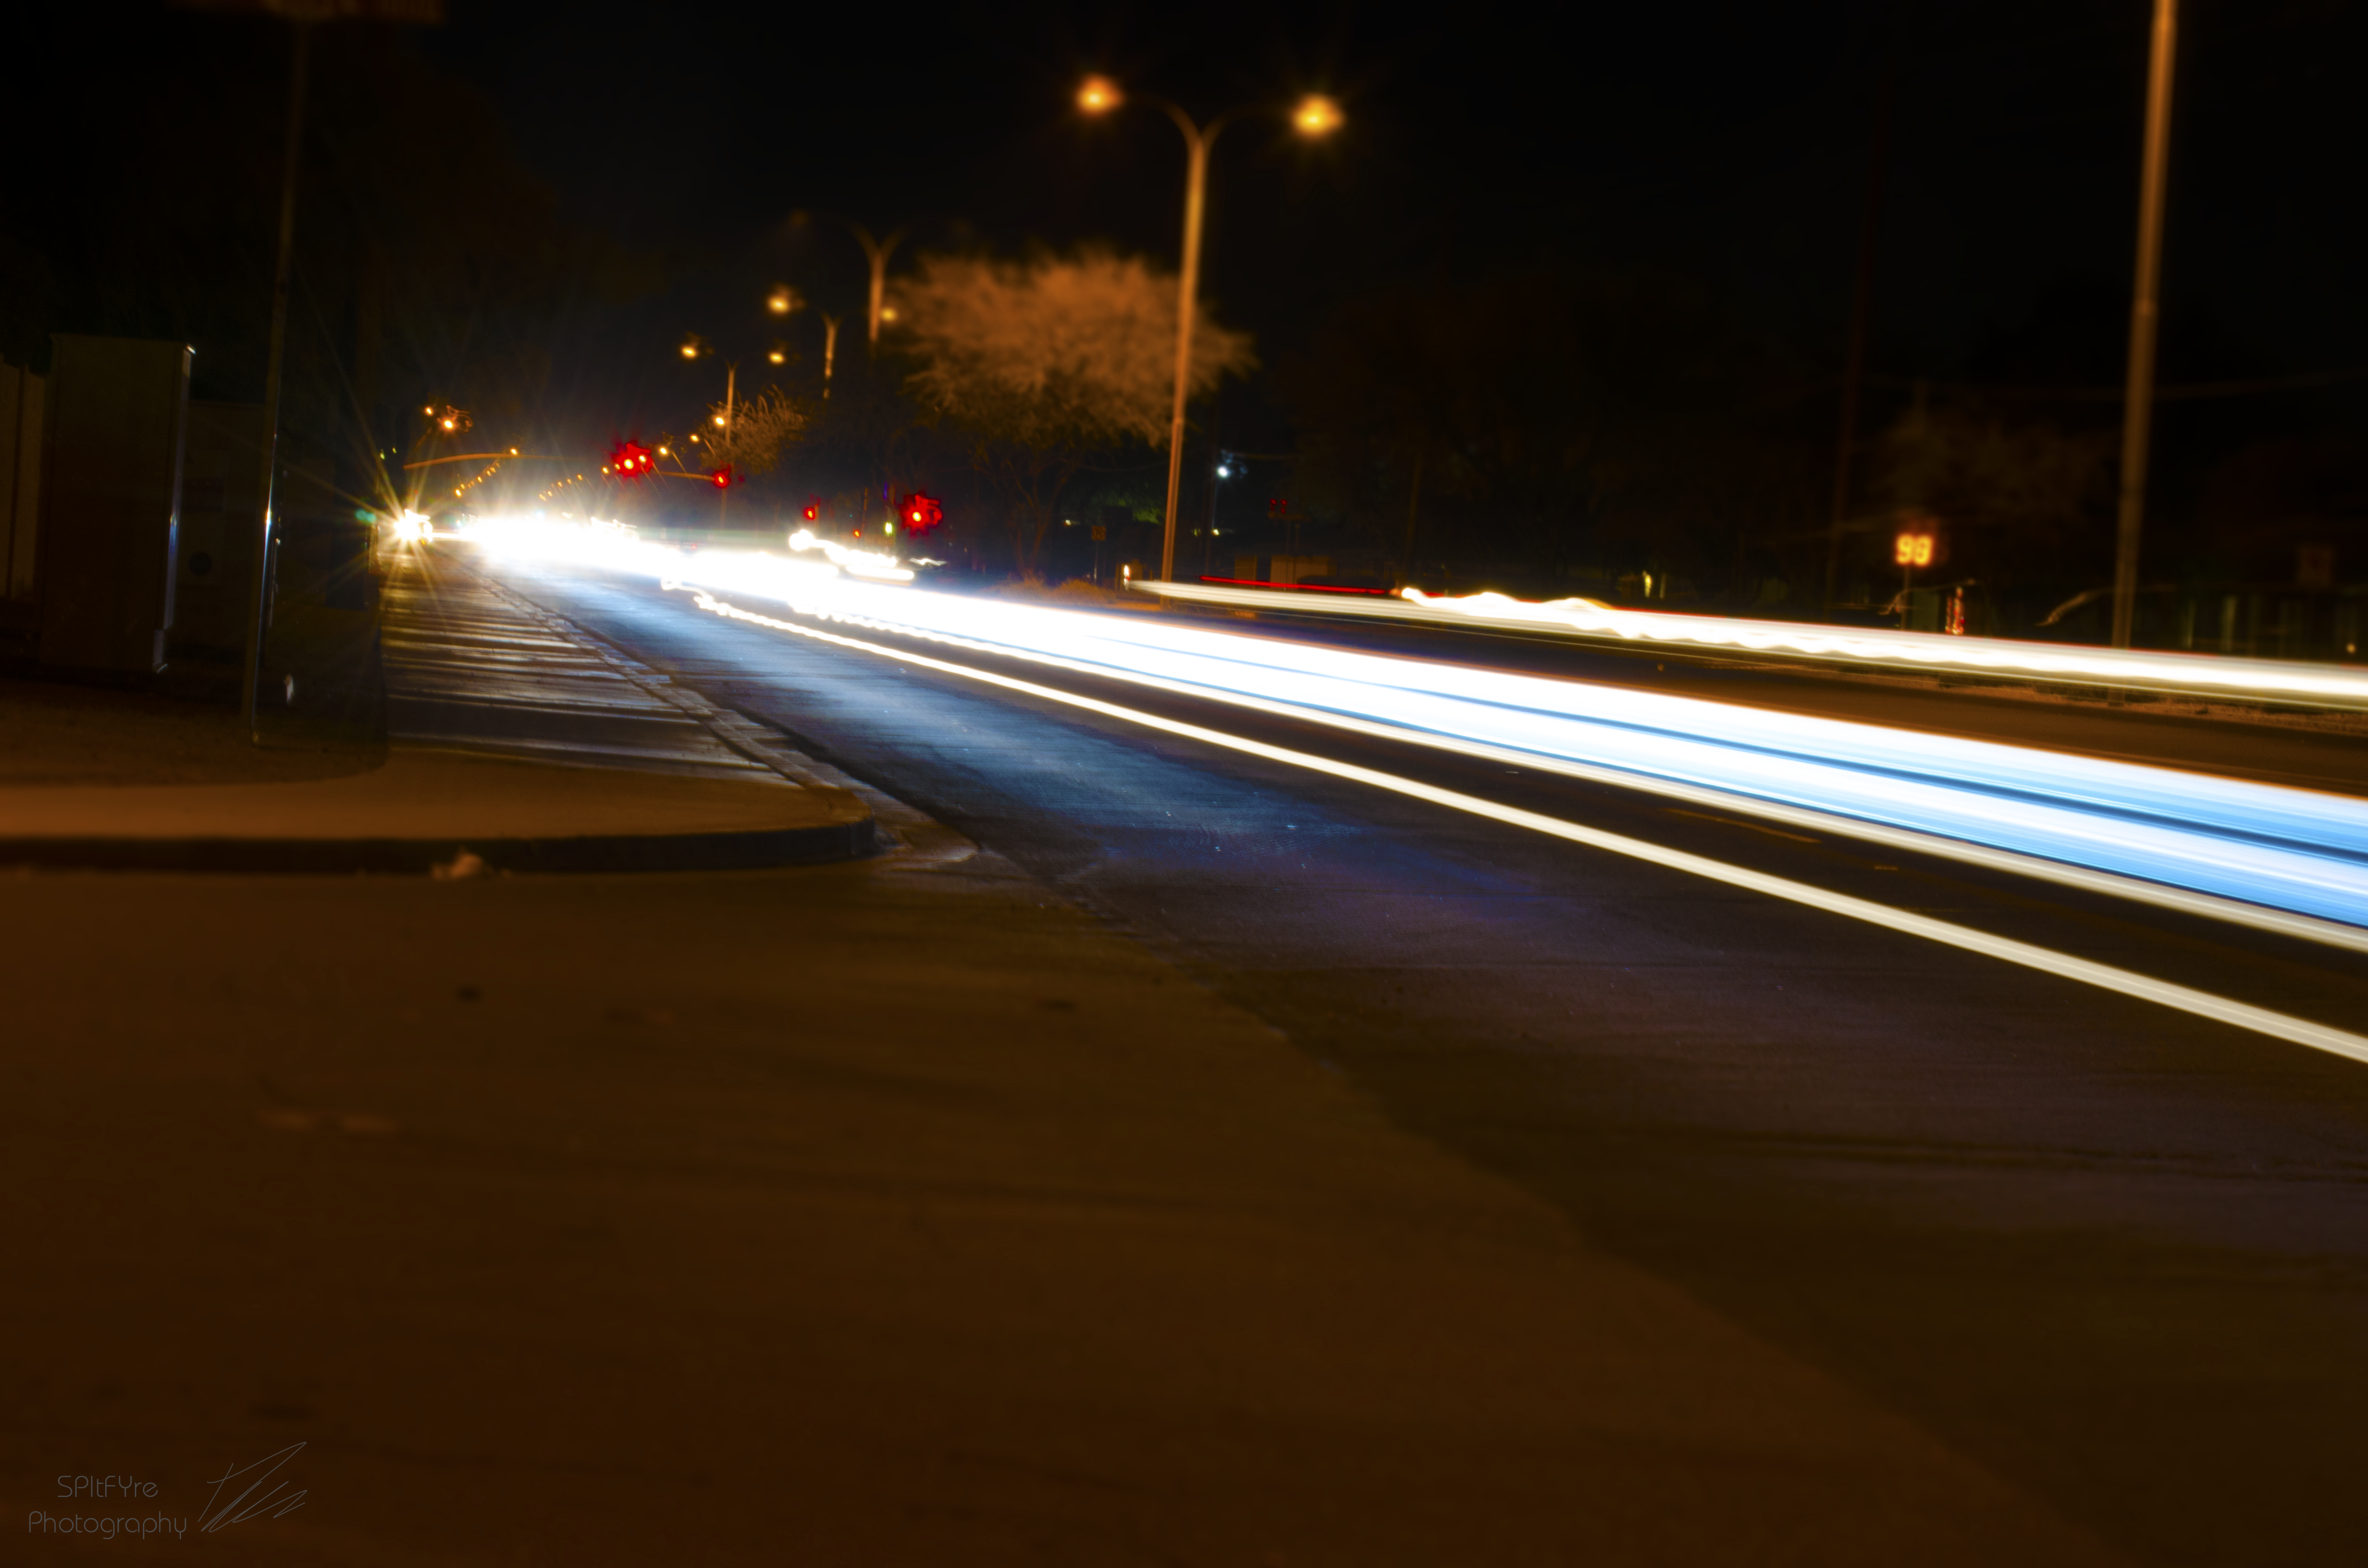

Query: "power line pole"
<box><xmin>177</xmin><ymin>0</ymin><xmax>444</xmax><ymax>732</ymax></box>
<box><xmin>1824</xmin><ymin>80</ymin><xmax>1892</xmax><ymax>610</ymax></box>
<box><xmin>239</xmin><ymin>17</ymin><xmax>312</xmax><ymax>732</ymax></box>
<box><xmin>2111</xmin><ymin>0</ymin><xmax>2179</xmax><ymax>650</ymax></box>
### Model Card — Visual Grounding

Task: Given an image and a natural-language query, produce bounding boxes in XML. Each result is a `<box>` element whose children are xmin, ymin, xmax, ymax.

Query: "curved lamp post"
<box><xmin>844</xmin><ymin>221</ymin><xmax>910</xmax><ymax>352</ymax></box>
<box><xmin>1078</xmin><ymin>76</ymin><xmax>1342</xmax><ymax>583</ymax></box>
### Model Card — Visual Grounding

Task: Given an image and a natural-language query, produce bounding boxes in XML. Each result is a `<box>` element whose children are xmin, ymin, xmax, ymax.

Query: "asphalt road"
<box><xmin>495</xmin><ymin>554</ymin><xmax>2368</xmax><ymax>1567</ymax></box>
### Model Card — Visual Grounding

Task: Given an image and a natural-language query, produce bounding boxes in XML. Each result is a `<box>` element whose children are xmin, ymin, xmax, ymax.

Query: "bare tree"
<box><xmin>899</xmin><ymin>247</ymin><xmax>1253</xmax><ymax>575</ymax></box>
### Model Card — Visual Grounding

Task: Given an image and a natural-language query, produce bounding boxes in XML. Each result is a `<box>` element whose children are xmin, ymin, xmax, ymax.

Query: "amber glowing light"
<box><xmin>1293</xmin><ymin>94</ymin><xmax>1344</xmax><ymax>135</ymax></box>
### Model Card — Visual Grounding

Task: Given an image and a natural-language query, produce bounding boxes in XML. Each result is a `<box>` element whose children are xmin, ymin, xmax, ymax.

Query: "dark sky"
<box><xmin>10</xmin><ymin>1</ymin><xmax>2356</xmax><ymax>463</ymax></box>
<box><xmin>404</xmin><ymin>0</ymin><xmax>2368</xmax><ymax>448</ymax></box>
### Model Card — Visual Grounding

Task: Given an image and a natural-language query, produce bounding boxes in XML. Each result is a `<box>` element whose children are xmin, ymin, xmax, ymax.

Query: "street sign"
<box><xmin>1090</xmin><ymin>525</ymin><xmax>1107</xmax><ymax>541</ymax></box>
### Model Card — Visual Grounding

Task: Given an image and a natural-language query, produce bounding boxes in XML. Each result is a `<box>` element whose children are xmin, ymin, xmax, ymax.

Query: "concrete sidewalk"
<box><xmin>0</xmin><ymin>550</ymin><xmax>872</xmax><ymax>872</ymax></box>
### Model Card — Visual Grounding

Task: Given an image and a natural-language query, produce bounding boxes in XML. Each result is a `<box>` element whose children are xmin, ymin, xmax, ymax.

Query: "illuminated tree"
<box><xmin>703</xmin><ymin>386</ymin><xmax>806</xmax><ymax>480</ymax></box>
<box><xmin>899</xmin><ymin>247</ymin><xmax>1254</xmax><ymax>575</ymax></box>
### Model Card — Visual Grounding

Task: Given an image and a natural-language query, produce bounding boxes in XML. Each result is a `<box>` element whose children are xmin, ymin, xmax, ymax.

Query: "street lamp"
<box><xmin>1077</xmin><ymin>76</ymin><xmax>1343</xmax><ymax>584</ymax></box>
<box><xmin>766</xmin><ymin>288</ymin><xmax>800</xmax><ymax>366</ymax></box>
<box><xmin>678</xmin><ymin>337</ymin><xmax>733</xmax><ymax>425</ymax></box>
<box><xmin>842</xmin><ymin>221</ymin><xmax>909</xmax><ymax>351</ymax></box>
<box><xmin>2111</xmin><ymin>0</ymin><xmax>2178</xmax><ymax>651</ymax></box>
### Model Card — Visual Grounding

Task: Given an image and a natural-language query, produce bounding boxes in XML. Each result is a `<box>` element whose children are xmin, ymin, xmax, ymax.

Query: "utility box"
<box><xmin>167</xmin><ymin>401</ymin><xmax>266</xmax><ymax>673</ymax></box>
<box><xmin>37</xmin><ymin>335</ymin><xmax>191</xmax><ymax>674</ymax></box>
<box><xmin>252</xmin><ymin>432</ymin><xmax>384</xmax><ymax>749</ymax></box>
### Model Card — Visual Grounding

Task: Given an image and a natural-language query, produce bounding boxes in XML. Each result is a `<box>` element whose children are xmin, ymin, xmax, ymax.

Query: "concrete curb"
<box><xmin>0</xmin><ymin>816</ymin><xmax>875</xmax><ymax>876</ymax></box>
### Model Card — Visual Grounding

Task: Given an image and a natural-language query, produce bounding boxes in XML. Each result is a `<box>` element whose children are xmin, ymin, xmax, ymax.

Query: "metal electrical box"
<box><xmin>167</xmin><ymin>400</ymin><xmax>266</xmax><ymax>673</ymax></box>
<box><xmin>37</xmin><ymin>335</ymin><xmax>191</xmax><ymax>674</ymax></box>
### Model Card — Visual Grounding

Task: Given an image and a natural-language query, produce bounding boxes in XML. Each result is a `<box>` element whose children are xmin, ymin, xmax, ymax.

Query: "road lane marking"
<box><xmin>685</xmin><ymin>589</ymin><xmax>2368</xmax><ymax>1068</ymax></box>
<box><xmin>686</xmin><ymin>586</ymin><xmax>2368</xmax><ymax>958</ymax></box>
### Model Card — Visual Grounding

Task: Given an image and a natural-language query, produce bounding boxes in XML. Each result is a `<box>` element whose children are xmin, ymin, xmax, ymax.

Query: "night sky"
<box><xmin>405</xmin><ymin>0</ymin><xmax>2368</xmax><ymax>447</ymax></box>
<box><xmin>4</xmin><ymin>1</ymin><xmax>2362</xmax><ymax>492</ymax></box>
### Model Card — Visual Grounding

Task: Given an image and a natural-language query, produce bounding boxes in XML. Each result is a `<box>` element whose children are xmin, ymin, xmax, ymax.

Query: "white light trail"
<box><xmin>686</xmin><ymin>587</ymin><xmax>2368</xmax><ymax>1068</ymax></box>
<box><xmin>786</xmin><ymin>528</ymin><xmax>913</xmax><ymax>582</ymax></box>
<box><xmin>1137</xmin><ymin>579</ymin><xmax>2368</xmax><ymax>710</ymax></box>
<box><xmin>456</xmin><ymin>519</ymin><xmax>2368</xmax><ymax>948</ymax></box>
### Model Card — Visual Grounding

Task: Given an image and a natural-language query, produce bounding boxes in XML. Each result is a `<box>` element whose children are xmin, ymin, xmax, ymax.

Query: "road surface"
<box><xmin>491</xmin><ymin>552</ymin><xmax>2368</xmax><ymax>1567</ymax></box>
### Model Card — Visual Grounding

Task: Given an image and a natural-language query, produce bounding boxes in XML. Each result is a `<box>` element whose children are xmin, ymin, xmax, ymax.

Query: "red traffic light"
<box><xmin>903</xmin><ymin>491</ymin><xmax>944</xmax><ymax>534</ymax></box>
<box><xmin>608</xmin><ymin>440</ymin><xmax>654</xmax><ymax>478</ymax></box>
<box><xmin>710</xmin><ymin>466</ymin><xmax>738</xmax><ymax>490</ymax></box>
<box><xmin>802</xmin><ymin>502</ymin><xmax>820</xmax><ymax>522</ymax></box>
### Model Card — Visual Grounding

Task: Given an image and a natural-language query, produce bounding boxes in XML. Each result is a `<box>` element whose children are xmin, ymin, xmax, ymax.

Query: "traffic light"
<box><xmin>903</xmin><ymin>491</ymin><xmax>944</xmax><ymax>535</ymax></box>
<box><xmin>710</xmin><ymin>465</ymin><xmax>737</xmax><ymax>490</ymax></box>
<box><xmin>608</xmin><ymin>440</ymin><xmax>654</xmax><ymax>478</ymax></box>
<box><xmin>802</xmin><ymin>501</ymin><xmax>820</xmax><ymax>523</ymax></box>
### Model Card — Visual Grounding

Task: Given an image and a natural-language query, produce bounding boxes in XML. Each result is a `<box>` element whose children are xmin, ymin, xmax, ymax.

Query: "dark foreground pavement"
<box><xmin>3</xmin><ymin>852</ymin><xmax>2113</xmax><ymax>1564</ymax></box>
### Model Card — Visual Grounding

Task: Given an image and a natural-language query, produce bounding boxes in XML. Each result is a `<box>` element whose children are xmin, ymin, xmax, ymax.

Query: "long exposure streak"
<box><xmin>463</xmin><ymin>521</ymin><xmax>2368</xmax><ymax>948</ymax></box>
<box><xmin>681</xmin><ymin>585</ymin><xmax>2368</xmax><ymax>1066</ymax></box>
<box><xmin>1140</xmin><ymin>578</ymin><xmax>2368</xmax><ymax>710</ymax></box>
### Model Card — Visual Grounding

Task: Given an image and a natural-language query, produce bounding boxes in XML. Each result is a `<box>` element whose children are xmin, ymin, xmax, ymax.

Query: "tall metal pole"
<box><xmin>866</xmin><ymin>245</ymin><xmax>888</xmax><ymax>350</ymax></box>
<box><xmin>1825</xmin><ymin>81</ymin><xmax>1892</xmax><ymax>609</ymax></box>
<box><xmin>850</xmin><ymin>223</ymin><xmax>907</xmax><ymax>351</ymax></box>
<box><xmin>1399</xmin><ymin>447</ymin><xmax>1425</xmax><ymax>591</ymax></box>
<box><xmin>2111</xmin><ymin>0</ymin><xmax>2179</xmax><ymax>650</ymax></box>
<box><xmin>1160</xmin><ymin>120</ymin><xmax>1209</xmax><ymax>585</ymax></box>
<box><xmin>720</xmin><ymin>361</ymin><xmax>735</xmax><ymax>527</ymax></box>
<box><xmin>241</xmin><ymin>18</ymin><xmax>313</xmax><ymax>731</ymax></box>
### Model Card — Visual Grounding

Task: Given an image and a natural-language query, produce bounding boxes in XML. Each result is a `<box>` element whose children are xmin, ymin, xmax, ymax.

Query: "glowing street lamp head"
<box><xmin>1077</xmin><ymin>74</ymin><xmax>1122</xmax><ymax>114</ymax></box>
<box><xmin>1293</xmin><ymin>94</ymin><xmax>1344</xmax><ymax>136</ymax></box>
<box><xmin>767</xmin><ymin>285</ymin><xmax>799</xmax><ymax>315</ymax></box>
